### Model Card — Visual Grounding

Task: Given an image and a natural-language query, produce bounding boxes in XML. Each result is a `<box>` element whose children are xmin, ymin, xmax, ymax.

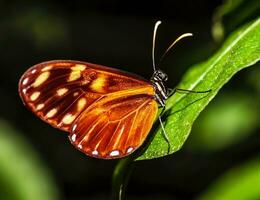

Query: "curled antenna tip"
<box><xmin>158</xmin><ymin>32</ymin><xmax>194</xmax><ymax>65</ymax></box>
<box><xmin>184</xmin><ymin>33</ymin><xmax>193</xmax><ymax>37</ymax></box>
<box><xmin>155</xmin><ymin>20</ymin><xmax>162</xmax><ymax>25</ymax></box>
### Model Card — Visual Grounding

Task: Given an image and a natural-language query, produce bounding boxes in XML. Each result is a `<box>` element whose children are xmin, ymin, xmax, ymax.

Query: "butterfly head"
<box><xmin>151</xmin><ymin>69</ymin><xmax>168</xmax><ymax>82</ymax></box>
<box><xmin>150</xmin><ymin>21</ymin><xmax>193</xmax><ymax>106</ymax></box>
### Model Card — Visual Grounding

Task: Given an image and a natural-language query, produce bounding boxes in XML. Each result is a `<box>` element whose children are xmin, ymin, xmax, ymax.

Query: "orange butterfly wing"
<box><xmin>70</xmin><ymin>87</ymin><xmax>158</xmax><ymax>159</ymax></box>
<box><xmin>19</xmin><ymin>60</ymin><xmax>158</xmax><ymax>159</ymax></box>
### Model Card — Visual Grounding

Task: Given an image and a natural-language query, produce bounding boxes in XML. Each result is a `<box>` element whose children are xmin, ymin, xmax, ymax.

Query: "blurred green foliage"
<box><xmin>0</xmin><ymin>120</ymin><xmax>59</xmax><ymax>200</ymax></box>
<box><xmin>188</xmin><ymin>92</ymin><xmax>259</xmax><ymax>151</ymax></box>
<box><xmin>11</xmin><ymin>8</ymin><xmax>68</xmax><ymax>48</ymax></box>
<box><xmin>212</xmin><ymin>0</ymin><xmax>260</xmax><ymax>42</ymax></box>
<box><xmin>248</xmin><ymin>66</ymin><xmax>260</xmax><ymax>93</ymax></box>
<box><xmin>197</xmin><ymin>157</ymin><xmax>260</xmax><ymax>200</ymax></box>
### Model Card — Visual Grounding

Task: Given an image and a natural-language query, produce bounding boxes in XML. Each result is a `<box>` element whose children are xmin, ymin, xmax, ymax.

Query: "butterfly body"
<box><xmin>18</xmin><ymin>21</ymin><xmax>197</xmax><ymax>159</ymax></box>
<box><xmin>19</xmin><ymin>60</ymin><xmax>161</xmax><ymax>159</ymax></box>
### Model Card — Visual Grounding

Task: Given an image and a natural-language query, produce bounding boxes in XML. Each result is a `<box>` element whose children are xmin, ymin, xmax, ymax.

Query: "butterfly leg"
<box><xmin>158</xmin><ymin>114</ymin><xmax>171</xmax><ymax>154</ymax></box>
<box><xmin>158</xmin><ymin>105</ymin><xmax>171</xmax><ymax>153</ymax></box>
<box><xmin>168</xmin><ymin>88</ymin><xmax>212</xmax><ymax>98</ymax></box>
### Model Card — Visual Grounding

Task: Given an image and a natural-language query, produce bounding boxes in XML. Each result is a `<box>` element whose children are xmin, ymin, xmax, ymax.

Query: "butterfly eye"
<box><xmin>163</xmin><ymin>73</ymin><xmax>168</xmax><ymax>81</ymax></box>
<box><xmin>153</xmin><ymin>70</ymin><xmax>168</xmax><ymax>82</ymax></box>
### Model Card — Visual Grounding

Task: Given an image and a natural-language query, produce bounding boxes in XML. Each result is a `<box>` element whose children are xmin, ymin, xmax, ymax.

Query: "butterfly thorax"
<box><xmin>150</xmin><ymin>69</ymin><xmax>169</xmax><ymax>106</ymax></box>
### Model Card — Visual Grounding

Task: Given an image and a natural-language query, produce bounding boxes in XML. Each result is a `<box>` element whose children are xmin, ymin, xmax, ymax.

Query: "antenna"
<box><xmin>159</xmin><ymin>33</ymin><xmax>193</xmax><ymax>64</ymax></box>
<box><xmin>152</xmin><ymin>21</ymin><xmax>161</xmax><ymax>71</ymax></box>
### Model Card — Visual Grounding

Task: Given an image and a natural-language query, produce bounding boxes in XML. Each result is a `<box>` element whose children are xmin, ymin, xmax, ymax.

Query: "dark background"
<box><xmin>0</xmin><ymin>1</ymin><xmax>259</xmax><ymax>200</ymax></box>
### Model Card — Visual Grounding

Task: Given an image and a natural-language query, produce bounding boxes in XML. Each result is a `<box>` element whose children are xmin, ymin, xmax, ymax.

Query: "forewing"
<box><xmin>19</xmin><ymin>60</ymin><xmax>151</xmax><ymax>132</ymax></box>
<box><xmin>69</xmin><ymin>89</ymin><xmax>158</xmax><ymax>159</ymax></box>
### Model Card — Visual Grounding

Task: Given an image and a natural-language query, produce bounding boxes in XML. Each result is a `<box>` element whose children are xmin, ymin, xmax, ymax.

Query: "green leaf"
<box><xmin>0</xmin><ymin>120</ymin><xmax>59</xmax><ymax>200</ymax></box>
<box><xmin>137</xmin><ymin>18</ymin><xmax>260</xmax><ymax>160</ymax></box>
<box><xmin>196</xmin><ymin>157</ymin><xmax>260</xmax><ymax>200</ymax></box>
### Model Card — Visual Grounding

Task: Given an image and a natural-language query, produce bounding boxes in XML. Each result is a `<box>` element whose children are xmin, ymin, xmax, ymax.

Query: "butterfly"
<box><xmin>19</xmin><ymin>21</ymin><xmax>195</xmax><ymax>159</ymax></box>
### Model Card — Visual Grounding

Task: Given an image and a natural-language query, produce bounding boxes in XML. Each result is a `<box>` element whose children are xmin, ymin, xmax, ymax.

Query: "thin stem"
<box><xmin>111</xmin><ymin>157</ymin><xmax>135</xmax><ymax>200</ymax></box>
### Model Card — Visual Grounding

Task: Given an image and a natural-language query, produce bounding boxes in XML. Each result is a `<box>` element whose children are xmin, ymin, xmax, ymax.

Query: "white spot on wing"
<box><xmin>32</xmin><ymin>71</ymin><xmax>50</xmax><ymax>87</ymax></box>
<box><xmin>62</xmin><ymin>113</ymin><xmax>76</xmax><ymax>124</ymax></box>
<box><xmin>110</xmin><ymin>150</ymin><xmax>120</xmax><ymax>157</ymax></box>
<box><xmin>36</xmin><ymin>103</ymin><xmax>44</xmax><ymax>110</ymax></box>
<box><xmin>30</xmin><ymin>91</ymin><xmax>40</xmax><ymax>101</ymax></box>
<box><xmin>127</xmin><ymin>147</ymin><xmax>134</xmax><ymax>154</ymax></box>
<box><xmin>72</xmin><ymin>124</ymin><xmax>77</xmax><ymax>132</ymax></box>
<box><xmin>71</xmin><ymin>134</ymin><xmax>76</xmax><ymax>142</ymax></box>
<box><xmin>90</xmin><ymin>74</ymin><xmax>106</xmax><ymax>92</ymax></box>
<box><xmin>77</xmin><ymin>98</ymin><xmax>87</xmax><ymax>111</ymax></box>
<box><xmin>56</xmin><ymin>88</ymin><xmax>68</xmax><ymax>96</ymax></box>
<box><xmin>31</xmin><ymin>69</ymin><xmax>36</xmax><ymax>74</ymax></box>
<box><xmin>92</xmin><ymin>150</ymin><xmax>99</xmax><ymax>155</ymax></box>
<box><xmin>71</xmin><ymin>64</ymin><xmax>86</xmax><ymax>71</ymax></box>
<box><xmin>67</xmin><ymin>64</ymin><xmax>86</xmax><ymax>82</ymax></box>
<box><xmin>22</xmin><ymin>78</ymin><xmax>29</xmax><ymax>85</ymax></box>
<box><xmin>68</xmin><ymin>72</ymin><xmax>81</xmax><ymax>82</ymax></box>
<box><xmin>78</xmin><ymin>144</ymin><xmax>82</xmax><ymax>149</ymax></box>
<box><xmin>42</xmin><ymin>65</ymin><xmax>52</xmax><ymax>71</ymax></box>
<box><xmin>46</xmin><ymin>108</ymin><xmax>57</xmax><ymax>118</ymax></box>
